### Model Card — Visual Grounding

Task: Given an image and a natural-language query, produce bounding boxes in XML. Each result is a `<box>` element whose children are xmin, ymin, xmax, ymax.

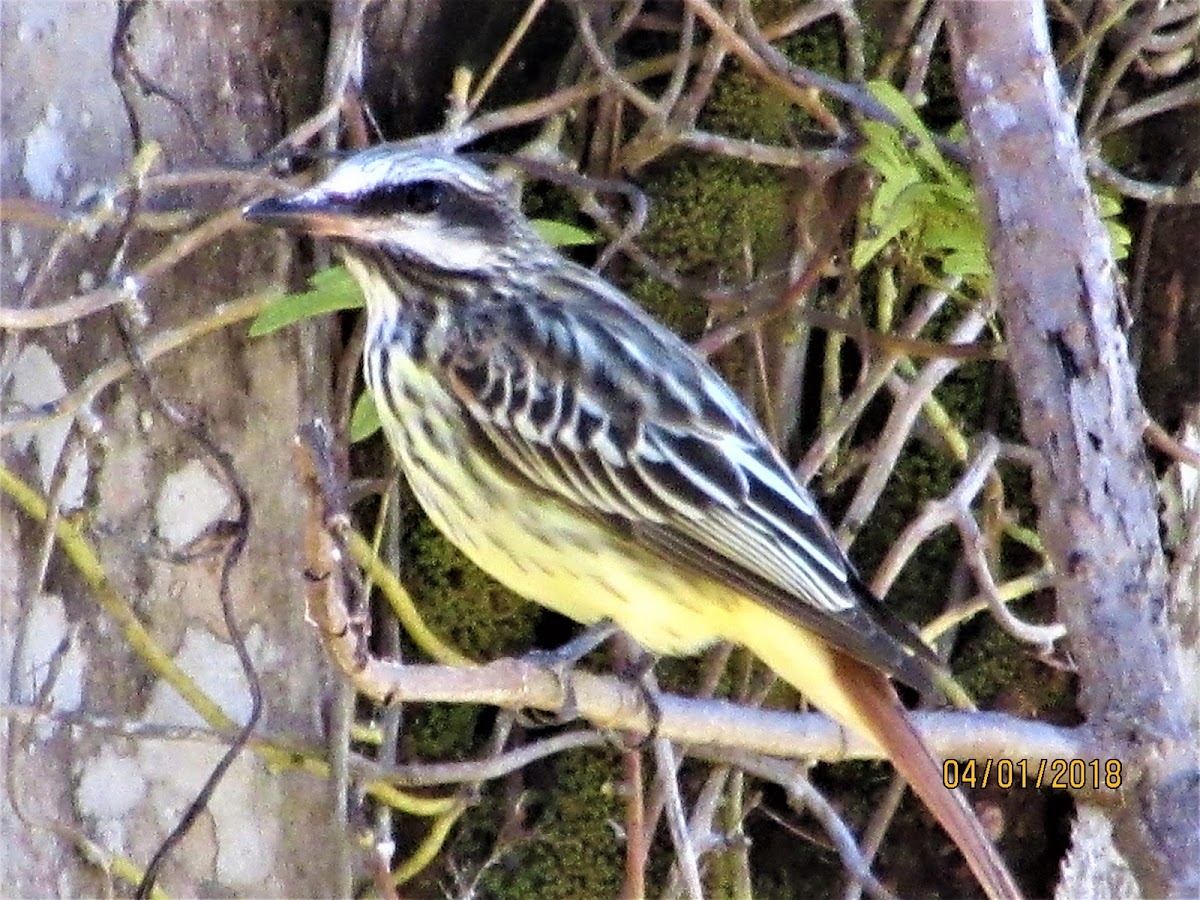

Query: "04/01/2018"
<box><xmin>943</xmin><ymin>758</ymin><xmax>1122</xmax><ymax>791</ymax></box>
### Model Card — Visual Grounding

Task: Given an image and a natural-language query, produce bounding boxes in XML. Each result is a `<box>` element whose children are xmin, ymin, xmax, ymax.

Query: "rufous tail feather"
<box><xmin>830</xmin><ymin>652</ymin><xmax>1022</xmax><ymax>900</ymax></box>
<box><xmin>724</xmin><ymin>603</ymin><xmax>1022</xmax><ymax>900</ymax></box>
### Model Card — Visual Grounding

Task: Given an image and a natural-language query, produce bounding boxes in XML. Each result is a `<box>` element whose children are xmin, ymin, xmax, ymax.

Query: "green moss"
<box><xmin>621</xmin><ymin>13</ymin><xmax>851</xmax><ymax>343</ymax></box>
<box><xmin>784</xmin><ymin>20</ymin><xmax>846</xmax><ymax>75</ymax></box>
<box><xmin>954</xmin><ymin>624</ymin><xmax>1026</xmax><ymax>705</ymax></box>
<box><xmin>477</xmin><ymin>747</ymin><xmax>625</xmax><ymax>899</ymax></box>
<box><xmin>394</xmin><ymin>515</ymin><xmax>543</xmax><ymax>767</ymax></box>
<box><xmin>703</xmin><ymin>65</ymin><xmax>798</xmax><ymax>142</ymax></box>
<box><xmin>644</xmin><ymin>157</ymin><xmax>787</xmax><ymax>273</ymax></box>
<box><xmin>631</xmin><ymin>155</ymin><xmax>788</xmax><ymax>338</ymax></box>
<box><xmin>403</xmin><ymin>702</ymin><xmax>486</xmax><ymax>760</ymax></box>
<box><xmin>400</xmin><ymin>516</ymin><xmax>541</xmax><ymax>661</ymax></box>
<box><xmin>955</xmin><ymin>616</ymin><xmax>1073</xmax><ymax>716</ymax></box>
<box><xmin>837</xmin><ymin>345</ymin><xmax>1044</xmax><ymax>710</ymax></box>
<box><xmin>847</xmin><ymin>441</ymin><xmax>963</xmax><ymax>625</ymax></box>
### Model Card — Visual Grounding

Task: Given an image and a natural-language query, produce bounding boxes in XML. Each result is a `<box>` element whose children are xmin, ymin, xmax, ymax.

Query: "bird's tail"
<box><xmin>830</xmin><ymin>651</ymin><xmax>1023</xmax><ymax>900</ymax></box>
<box><xmin>724</xmin><ymin>603</ymin><xmax>1022</xmax><ymax>900</ymax></box>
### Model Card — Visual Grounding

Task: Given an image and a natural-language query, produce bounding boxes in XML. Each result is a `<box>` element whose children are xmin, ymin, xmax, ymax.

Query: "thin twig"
<box><xmin>0</xmin><ymin>291</ymin><xmax>273</xmax><ymax>438</ymax></box>
<box><xmin>836</xmin><ymin>302</ymin><xmax>991</xmax><ymax>539</ymax></box>
<box><xmin>728</xmin><ymin>754</ymin><xmax>898</xmax><ymax>900</ymax></box>
<box><xmin>1147</xmin><ymin>415</ymin><xmax>1200</xmax><ymax>472</ymax></box>
<box><xmin>654</xmin><ymin>735</ymin><xmax>705</xmax><ymax>900</ymax></box>
<box><xmin>467</xmin><ymin>0</ymin><xmax>552</xmax><ymax>115</ymax></box>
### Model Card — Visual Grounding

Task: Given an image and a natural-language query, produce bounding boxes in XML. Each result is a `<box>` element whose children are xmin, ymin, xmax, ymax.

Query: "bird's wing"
<box><xmin>441</xmin><ymin>277</ymin><xmax>944</xmax><ymax>692</ymax></box>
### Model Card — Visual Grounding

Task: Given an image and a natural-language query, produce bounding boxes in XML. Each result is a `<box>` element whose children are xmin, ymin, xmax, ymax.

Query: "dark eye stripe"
<box><xmin>400</xmin><ymin>180</ymin><xmax>444</xmax><ymax>214</ymax></box>
<box><xmin>337</xmin><ymin>178</ymin><xmax>510</xmax><ymax>241</ymax></box>
<box><xmin>336</xmin><ymin>180</ymin><xmax>444</xmax><ymax>216</ymax></box>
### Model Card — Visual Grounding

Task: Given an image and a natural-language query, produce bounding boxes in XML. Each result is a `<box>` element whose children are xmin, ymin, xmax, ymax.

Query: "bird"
<box><xmin>244</xmin><ymin>144</ymin><xmax>1021</xmax><ymax>900</ymax></box>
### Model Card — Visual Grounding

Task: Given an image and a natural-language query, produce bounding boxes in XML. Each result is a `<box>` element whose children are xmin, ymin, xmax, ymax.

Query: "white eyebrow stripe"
<box><xmin>322</xmin><ymin>150</ymin><xmax>497</xmax><ymax>201</ymax></box>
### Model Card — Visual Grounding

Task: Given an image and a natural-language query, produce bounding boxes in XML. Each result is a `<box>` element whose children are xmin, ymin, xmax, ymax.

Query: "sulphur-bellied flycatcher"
<box><xmin>244</xmin><ymin>145</ymin><xmax>1020</xmax><ymax>900</ymax></box>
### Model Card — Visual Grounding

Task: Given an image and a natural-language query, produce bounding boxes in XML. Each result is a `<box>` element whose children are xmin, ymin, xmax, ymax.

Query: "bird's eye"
<box><xmin>347</xmin><ymin>180</ymin><xmax>446</xmax><ymax>217</ymax></box>
<box><xmin>400</xmin><ymin>180</ymin><xmax>444</xmax><ymax>214</ymax></box>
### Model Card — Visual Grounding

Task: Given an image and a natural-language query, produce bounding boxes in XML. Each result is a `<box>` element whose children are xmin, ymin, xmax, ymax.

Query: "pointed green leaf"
<box><xmin>350</xmin><ymin>391</ymin><xmax>382</xmax><ymax>443</ymax></box>
<box><xmin>867</xmin><ymin>81</ymin><xmax>955</xmax><ymax>183</ymax></box>
<box><xmin>532</xmin><ymin>219</ymin><xmax>599</xmax><ymax>247</ymax></box>
<box><xmin>248</xmin><ymin>266</ymin><xmax>364</xmax><ymax>337</ymax></box>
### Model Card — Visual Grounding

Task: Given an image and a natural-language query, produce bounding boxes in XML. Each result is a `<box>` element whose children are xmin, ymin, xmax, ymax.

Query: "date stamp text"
<box><xmin>943</xmin><ymin>758</ymin><xmax>1122</xmax><ymax>791</ymax></box>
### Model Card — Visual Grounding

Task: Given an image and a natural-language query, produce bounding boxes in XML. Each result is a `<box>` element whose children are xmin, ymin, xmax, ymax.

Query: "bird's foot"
<box><xmin>519</xmin><ymin>619</ymin><xmax>620</xmax><ymax>725</ymax></box>
<box><xmin>609</xmin><ymin>659</ymin><xmax>663</xmax><ymax>750</ymax></box>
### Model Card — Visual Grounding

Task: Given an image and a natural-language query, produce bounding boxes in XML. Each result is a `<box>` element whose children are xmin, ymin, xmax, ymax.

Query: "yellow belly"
<box><xmin>412</xmin><ymin>448</ymin><xmax>731</xmax><ymax>657</ymax></box>
<box><xmin>372</xmin><ymin>356</ymin><xmax>729</xmax><ymax>656</ymax></box>
<box><xmin>374</xmin><ymin>359</ymin><xmax>877</xmax><ymax>736</ymax></box>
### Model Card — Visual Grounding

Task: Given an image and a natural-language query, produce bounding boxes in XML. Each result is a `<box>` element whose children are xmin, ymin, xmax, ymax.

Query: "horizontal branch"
<box><xmin>372</xmin><ymin>656</ymin><xmax>1090</xmax><ymax>768</ymax></box>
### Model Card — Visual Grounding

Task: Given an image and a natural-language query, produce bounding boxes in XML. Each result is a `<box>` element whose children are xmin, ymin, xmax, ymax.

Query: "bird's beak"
<box><xmin>243</xmin><ymin>195</ymin><xmax>308</xmax><ymax>227</ymax></box>
<box><xmin>243</xmin><ymin>191</ymin><xmax>356</xmax><ymax>238</ymax></box>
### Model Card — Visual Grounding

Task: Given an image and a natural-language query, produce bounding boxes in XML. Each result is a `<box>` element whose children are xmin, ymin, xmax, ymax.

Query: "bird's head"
<box><xmin>244</xmin><ymin>146</ymin><xmax>543</xmax><ymax>275</ymax></box>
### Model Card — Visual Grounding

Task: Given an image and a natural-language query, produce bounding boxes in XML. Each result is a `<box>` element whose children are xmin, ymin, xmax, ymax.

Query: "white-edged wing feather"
<box><xmin>439</xmin><ymin>264</ymin><xmax>944</xmax><ymax>692</ymax></box>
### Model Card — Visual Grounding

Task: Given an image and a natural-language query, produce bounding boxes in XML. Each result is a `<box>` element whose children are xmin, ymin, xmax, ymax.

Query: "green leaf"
<box><xmin>856</xmin><ymin>87</ymin><xmax>994</xmax><ymax>290</ymax></box>
<box><xmin>349</xmin><ymin>391</ymin><xmax>382</xmax><ymax>443</ymax></box>
<box><xmin>1105</xmin><ymin>219</ymin><xmax>1132</xmax><ymax>260</ymax></box>
<box><xmin>1095</xmin><ymin>193</ymin><xmax>1122</xmax><ymax>218</ymax></box>
<box><xmin>1094</xmin><ymin>186</ymin><xmax>1132</xmax><ymax>260</ymax></box>
<box><xmin>532</xmin><ymin>218</ymin><xmax>599</xmax><ymax>247</ymax></box>
<box><xmin>853</xmin><ymin>184</ymin><xmax>928</xmax><ymax>270</ymax></box>
<box><xmin>858</xmin><ymin>120</ymin><xmax>907</xmax><ymax>174</ymax></box>
<box><xmin>248</xmin><ymin>266</ymin><xmax>364</xmax><ymax>337</ymax></box>
<box><xmin>941</xmin><ymin>245</ymin><xmax>993</xmax><ymax>279</ymax></box>
<box><xmin>867</xmin><ymin>81</ymin><xmax>955</xmax><ymax>184</ymax></box>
